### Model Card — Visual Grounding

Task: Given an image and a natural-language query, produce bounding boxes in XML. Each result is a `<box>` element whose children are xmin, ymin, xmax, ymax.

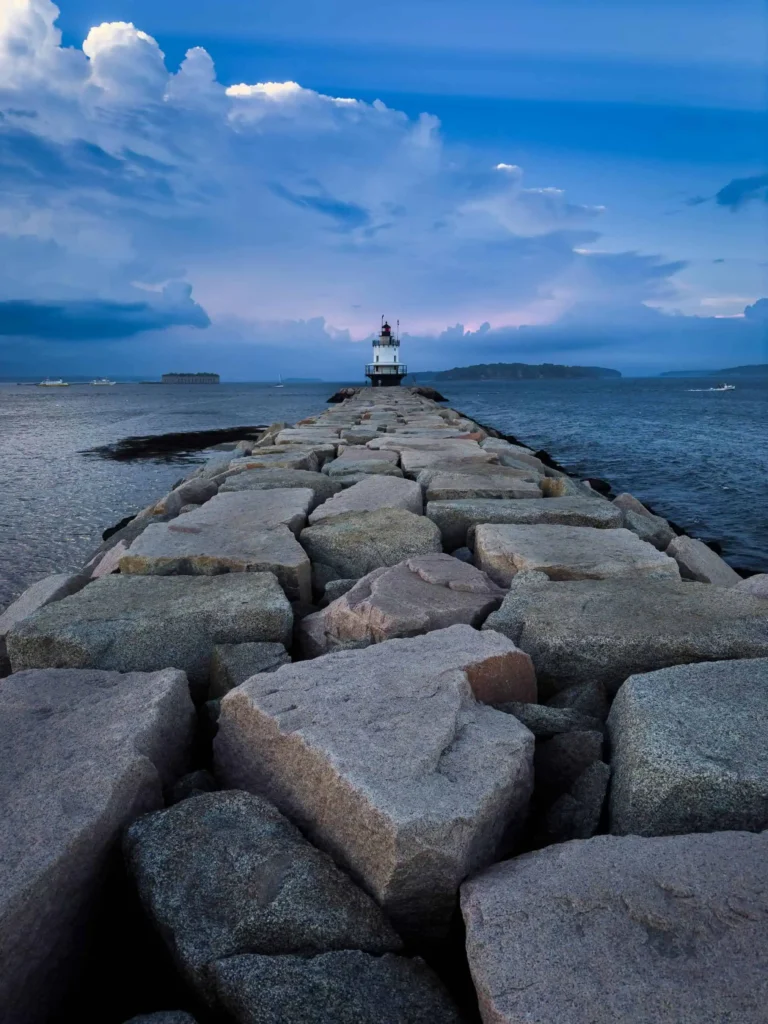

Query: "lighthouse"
<box><xmin>365</xmin><ymin>317</ymin><xmax>407</xmax><ymax>387</ymax></box>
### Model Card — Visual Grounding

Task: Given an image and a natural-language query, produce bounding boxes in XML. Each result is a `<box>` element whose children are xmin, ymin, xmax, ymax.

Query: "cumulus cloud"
<box><xmin>0</xmin><ymin>0</ymin><xmax>689</xmax><ymax>354</ymax></box>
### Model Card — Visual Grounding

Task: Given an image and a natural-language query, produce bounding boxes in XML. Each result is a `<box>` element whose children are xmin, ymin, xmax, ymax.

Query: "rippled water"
<box><xmin>1</xmin><ymin>377</ymin><xmax>766</xmax><ymax>609</ymax></box>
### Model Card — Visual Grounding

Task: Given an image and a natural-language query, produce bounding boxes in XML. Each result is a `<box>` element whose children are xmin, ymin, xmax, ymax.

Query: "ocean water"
<box><xmin>0</xmin><ymin>377</ymin><xmax>766</xmax><ymax>609</ymax></box>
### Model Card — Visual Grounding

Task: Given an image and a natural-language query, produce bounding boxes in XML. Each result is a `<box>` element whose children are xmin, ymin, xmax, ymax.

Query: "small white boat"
<box><xmin>712</xmin><ymin>384</ymin><xmax>736</xmax><ymax>391</ymax></box>
<box><xmin>37</xmin><ymin>378</ymin><xmax>68</xmax><ymax>387</ymax></box>
<box><xmin>90</xmin><ymin>378</ymin><xmax>116</xmax><ymax>385</ymax></box>
<box><xmin>274</xmin><ymin>373</ymin><xmax>284</xmax><ymax>388</ymax></box>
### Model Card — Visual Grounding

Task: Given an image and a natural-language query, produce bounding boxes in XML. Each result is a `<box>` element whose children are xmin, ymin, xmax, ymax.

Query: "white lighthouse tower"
<box><xmin>365</xmin><ymin>317</ymin><xmax>407</xmax><ymax>387</ymax></box>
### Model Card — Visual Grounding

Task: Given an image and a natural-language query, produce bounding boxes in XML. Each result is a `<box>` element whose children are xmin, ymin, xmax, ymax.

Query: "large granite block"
<box><xmin>462</xmin><ymin>831</ymin><xmax>768</xmax><ymax>1024</ymax></box>
<box><xmin>666</xmin><ymin>535</ymin><xmax>742</xmax><ymax>586</ymax></box>
<box><xmin>308</xmin><ymin>475</ymin><xmax>422</xmax><ymax>524</ymax></box>
<box><xmin>7</xmin><ymin>574</ymin><xmax>292</xmax><ymax>691</ymax></box>
<box><xmin>0</xmin><ymin>572</ymin><xmax>89</xmax><ymax>638</ymax></box>
<box><xmin>218</xmin><ymin>469</ymin><xmax>341</xmax><ymax>510</ymax></box>
<box><xmin>120</xmin><ymin>491</ymin><xmax>312</xmax><ymax>601</ymax></box>
<box><xmin>331</xmin><ymin>447</ymin><xmax>399</xmax><ymax>464</ymax></box>
<box><xmin>417</xmin><ymin>463</ymin><xmax>542</xmax><ymax>502</ymax></box>
<box><xmin>299</xmin><ymin>555</ymin><xmax>507</xmax><ymax>657</ymax></box>
<box><xmin>400</xmin><ymin>448</ymin><xmax>498</xmax><ymax>477</ymax></box>
<box><xmin>215</xmin><ymin>626</ymin><xmax>535</xmax><ymax>937</ymax></box>
<box><xmin>483</xmin><ymin>578</ymin><xmax>768</xmax><ymax>696</ymax></box>
<box><xmin>124</xmin><ymin>791</ymin><xmax>400</xmax><ymax>1002</ymax></box>
<box><xmin>475</xmin><ymin>523</ymin><xmax>680</xmax><ymax>586</ymax></box>
<box><xmin>426</xmin><ymin>497</ymin><xmax>623</xmax><ymax>549</ymax></box>
<box><xmin>210</xmin><ymin>642</ymin><xmax>290</xmax><ymax>697</ymax></box>
<box><xmin>0</xmin><ymin>667</ymin><xmax>195</xmax><ymax>1024</ymax></box>
<box><xmin>300</xmin><ymin>508</ymin><xmax>442</xmax><ymax>592</ymax></box>
<box><xmin>608</xmin><ymin>658</ymin><xmax>768</xmax><ymax>836</ymax></box>
<box><xmin>213</xmin><ymin>951</ymin><xmax>462</xmax><ymax>1024</ymax></box>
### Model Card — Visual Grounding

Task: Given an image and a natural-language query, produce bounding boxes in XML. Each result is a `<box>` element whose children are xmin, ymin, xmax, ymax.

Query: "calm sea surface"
<box><xmin>1</xmin><ymin>378</ymin><xmax>766</xmax><ymax>609</ymax></box>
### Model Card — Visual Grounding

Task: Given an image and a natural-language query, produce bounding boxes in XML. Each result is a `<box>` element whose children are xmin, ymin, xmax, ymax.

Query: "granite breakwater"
<box><xmin>1</xmin><ymin>388</ymin><xmax>767</xmax><ymax>1023</ymax></box>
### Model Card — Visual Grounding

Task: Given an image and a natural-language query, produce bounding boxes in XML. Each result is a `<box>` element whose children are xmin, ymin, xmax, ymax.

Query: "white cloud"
<box><xmin>0</xmin><ymin>0</ymin><xmax>688</xmax><ymax>348</ymax></box>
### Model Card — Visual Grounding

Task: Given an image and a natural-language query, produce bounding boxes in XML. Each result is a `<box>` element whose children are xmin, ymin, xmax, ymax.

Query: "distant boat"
<box><xmin>713</xmin><ymin>383</ymin><xmax>736</xmax><ymax>391</ymax></box>
<box><xmin>90</xmin><ymin>378</ymin><xmax>116</xmax><ymax>386</ymax></box>
<box><xmin>37</xmin><ymin>378</ymin><xmax>68</xmax><ymax>387</ymax></box>
<box><xmin>274</xmin><ymin>373</ymin><xmax>285</xmax><ymax>388</ymax></box>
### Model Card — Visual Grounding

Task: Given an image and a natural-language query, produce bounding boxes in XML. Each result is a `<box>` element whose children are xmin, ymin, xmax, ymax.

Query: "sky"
<box><xmin>0</xmin><ymin>0</ymin><xmax>766</xmax><ymax>378</ymax></box>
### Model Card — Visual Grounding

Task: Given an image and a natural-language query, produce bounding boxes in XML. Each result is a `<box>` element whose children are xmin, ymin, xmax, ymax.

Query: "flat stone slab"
<box><xmin>483</xmin><ymin>578</ymin><xmax>768</xmax><ymax>696</ymax></box>
<box><xmin>400</xmin><ymin>448</ymin><xmax>498</xmax><ymax>477</ymax></box>
<box><xmin>299</xmin><ymin>555</ymin><xmax>509</xmax><ymax>658</ymax></box>
<box><xmin>124</xmin><ymin>791</ymin><xmax>400</xmax><ymax>1002</ymax></box>
<box><xmin>324</xmin><ymin>460</ymin><xmax>405</xmax><ymax>486</ymax></box>
<box><xmin>308</xmin><ymin>475</ymin><xmax>423</xmax><ymax>524</ymax></box>
<box><xmin>300</xmin><ymin>508</ymin><xmax>442</xmax><ymax>592</ymax></box>
<box><xmin>120</xmin><ymin>491</ymin><xmax>312</xmax><ymax>602</ymax></box>
<box><xmin>1</xmin><ymin>667</ymin><xmax>195</xmax><ymax>1024</ymax></box>
<box><xmin>332</xmin><ymin>447</ymin><xmax>399</xmax><ymax>464</ymax></box>
<box><xmin>608</xmin><ymin>658</ymin><xmax>768</xmax><ymax>836</ymax></box>
<box><xmin>666</xmin><ymin>535</ymin><xmax>742</xmax><ymax>586</ymax></box>
<box><xmin>217</xmin><ymin>448</ymin><xmax>326</xmax><ymax>477</ymax></box>
<box><xmin>215</xmin><ymin>625</ymin><xmax>535</xmax><ymax>937</ymax></box>
<box><xmin>462</xmin><ymin>831</ymin><xmax>768</xmax><ymax>1024</ymax></box>
<box><xmin>7</xmin><ymin>574</ymin><xmax>292</xmax><ymax>691</ymax></box>
<box><xmin>417</xmin><ymin>463</ymin><xmax>542</xmax><ymax>502</ymax></box>
<box><xmin>214</xmin><ymin>952</ymin><xmax>463</xmax><ymax>1024</ymax></box>
<box><xmin>474</xmin><ymin>524</ymin><xmax>680</xmax><ymax>586</ymax></box>
<box><xmin>275</xmin><ymin>428</ymin><xmax>341</xmax><ymax>444</ymax></box>
<box><xmin>426</xmin><ymin>497</ymin><xmax>623</xmax><ymax>549</ymax></box>
<box><xmin>218</xmin><ymin>469</ymin><xmax>341</xmax><ymax>509</ymax></box>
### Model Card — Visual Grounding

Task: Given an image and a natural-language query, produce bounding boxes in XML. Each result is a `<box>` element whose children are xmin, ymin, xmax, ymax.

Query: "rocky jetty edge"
<box><xmin>2</xmin><ymin>388</ymin><xmax>767</xmax><ymax>1024</ymax></box>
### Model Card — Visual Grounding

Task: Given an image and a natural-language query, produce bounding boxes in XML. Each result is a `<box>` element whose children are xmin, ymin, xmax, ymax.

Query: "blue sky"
<box><xmin>0</xmin><ymin>0</ymin><xmax>766</xmax><ymax>377</ymax></box>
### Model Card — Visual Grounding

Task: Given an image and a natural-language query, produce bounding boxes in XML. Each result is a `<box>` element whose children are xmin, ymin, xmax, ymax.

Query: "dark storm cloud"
<box><xmin>270</xmin><ymin>183</ymin><xmax>371</xmax><ymax>230</ymax></box>
<box><xmin>0</xmin><ymin>293</ymin><xmax>210</xmax><ymax>340</ymax></box>
<box><xmin>715</xmin><ymin>173</ymin><xmax>768</xmax><ymax>210</ymax></box>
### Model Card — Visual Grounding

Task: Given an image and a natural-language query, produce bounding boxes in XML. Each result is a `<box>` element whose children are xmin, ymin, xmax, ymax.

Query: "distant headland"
<box><xmin>410</xmin><ymin>362</ymin><xmax>621</xmax><ymax>381</ymax></box>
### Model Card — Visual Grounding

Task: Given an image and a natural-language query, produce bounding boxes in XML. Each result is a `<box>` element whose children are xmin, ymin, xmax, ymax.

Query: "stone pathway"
<box><xmin>1</xmin><ymin>387</ymin><xmax>767</xmax><ymax>1023</ymax></box>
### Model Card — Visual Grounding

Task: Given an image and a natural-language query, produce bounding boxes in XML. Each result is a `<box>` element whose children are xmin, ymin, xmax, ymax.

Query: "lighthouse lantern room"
<box><xmin>365</xmin><ymin>317</ymin><xmax>407</xmax><ymax>387</ymax></box>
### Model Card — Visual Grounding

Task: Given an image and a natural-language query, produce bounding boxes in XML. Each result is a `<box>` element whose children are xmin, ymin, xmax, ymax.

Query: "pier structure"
<box><xmin>1</xmin><ymin>387</ymin><xmax>768</xmax><ymax>1023</ymax></box>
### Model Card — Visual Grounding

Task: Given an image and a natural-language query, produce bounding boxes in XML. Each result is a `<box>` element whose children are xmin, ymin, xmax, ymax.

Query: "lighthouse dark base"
<box><xmin>366</xmin><ymin>371</ymin><xmax>406</xmax><ymax>387</ymax></box>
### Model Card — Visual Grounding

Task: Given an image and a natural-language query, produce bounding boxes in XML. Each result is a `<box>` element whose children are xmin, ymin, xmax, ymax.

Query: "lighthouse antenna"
<box><xmin>396</xmin><ymin>319</ymin><xmax>400</xmax><ymax>342</ymax></box>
